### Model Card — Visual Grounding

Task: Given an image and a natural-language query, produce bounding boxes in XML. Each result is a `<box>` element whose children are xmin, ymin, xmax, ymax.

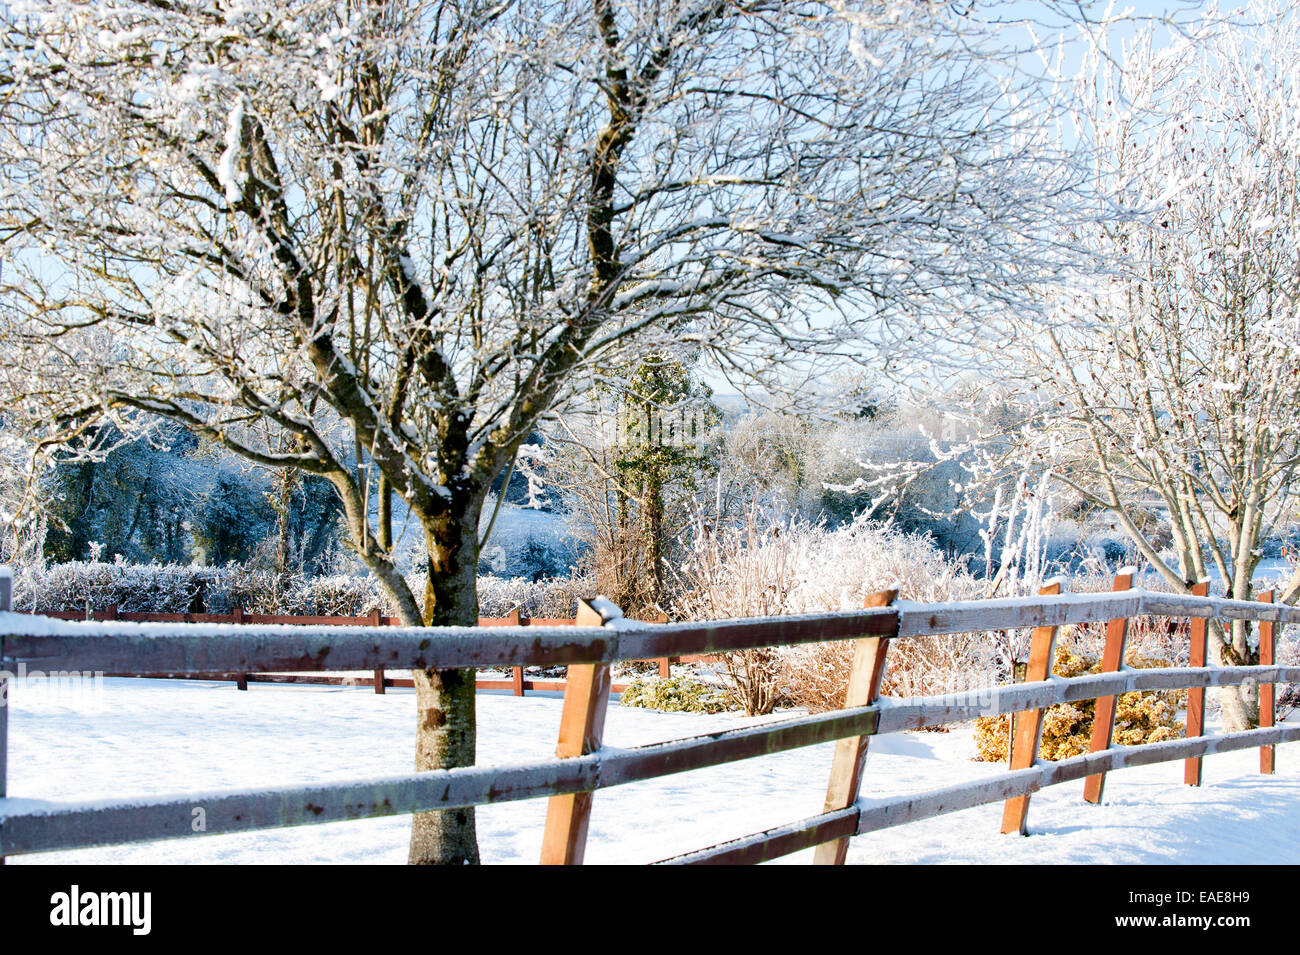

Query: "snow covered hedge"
<box><xmin>10</xmin><ymin>559</ymin><xmax>588</xmax><ymax>620</ymax></box>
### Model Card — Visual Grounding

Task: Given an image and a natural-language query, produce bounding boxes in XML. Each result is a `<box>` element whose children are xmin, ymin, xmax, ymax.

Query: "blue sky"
<box><xmin>704</xmin><ymin>1</ymin><xmax>1241</xmax><ymax>402</ymax></box>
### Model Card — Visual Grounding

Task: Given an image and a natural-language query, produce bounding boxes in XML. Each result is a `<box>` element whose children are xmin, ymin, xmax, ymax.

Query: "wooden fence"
<box><xmin>20</xmin><ymin>606</ymin><xmax>686</xmax><ymax>695</ymax></box>
<box><xmin>1</xmin><ymin>569</ymin><xmax>1297</xmax><ymax>865</ymax></box>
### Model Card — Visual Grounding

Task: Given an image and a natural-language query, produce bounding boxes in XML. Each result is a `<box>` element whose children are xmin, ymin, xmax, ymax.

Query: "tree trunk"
<box><xmin>643</xmin><ymin>475</ymin><xmax>664</xmax><ymax>608</ymax></box>
<box><xmin>1216</xmin><ymin>678</ymin><xmax>1258</xmax><ymax>732</ymax></box>
<box><xmin>1210</xmin><ymin>619</ymin><xmax>1259</xmax><ymax>732</ymax></box>
<box><xmin>408</xmin><ymin>510</ymin><xmax>482</xmax><ymax>865</ymax></box>
<box><xmin>276</xmin><ymin>466</ymin><xmax>297</xmax><ymax>576</ymax></box>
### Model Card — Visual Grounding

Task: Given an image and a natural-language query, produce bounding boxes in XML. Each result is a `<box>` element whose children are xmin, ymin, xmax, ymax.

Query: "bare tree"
<box><xmin>985</xmin><ymin>2</ymin><xmax>1300</xmax><ymax>730</ymax></box>
<box><xmin>1</xmin><ymin>0</ymin><xmax>1091</xmax><ymax>861</ymax></box>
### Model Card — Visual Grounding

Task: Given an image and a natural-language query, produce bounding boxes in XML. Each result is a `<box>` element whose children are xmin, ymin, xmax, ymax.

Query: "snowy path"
<box><xmin>6</xmin><ymin>678</ymin><xmax>1299</xmax><ymax>864</ymax></box>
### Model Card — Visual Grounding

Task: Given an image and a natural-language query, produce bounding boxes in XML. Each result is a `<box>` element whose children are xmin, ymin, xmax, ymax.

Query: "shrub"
<box><xmin>13</xmin><ymin>559</ymin><xmax>591</xmax><ymax>621</ymax></box>
<box><xmin>619</xmin><ymin>675</ymin><xmax>731</xmax><ymax>714</ymax></box>
<box><xmin>669</xmin><ymin>508</ymin><xmax>989</xmax><ymax>715</ymax></box>
<box><xmin>973</xmin><ymin>642</ymin><xmax>1184</xmax><ymax>762</ymax></box>
<box><xmin>671</xmin><ymin>510</ymin><xmax>980</xmax><ymax>620</ymax></box>
<box><xmin>473</xmin><ymin>573</ymin><xmax>588</xmax><ymax>619</ymax></box>
<box><xmin>781</xmin><ymin>632</ymin><xmax>1002</xmax><ymax>715</ymax></box>
<box><xmin>718</xmin><ymin>649</ymin><xmax>788</xmax><ymax>715</ymax></box>
<box><xmin>512</xmin><ymin>537</ymin><xmax>569</xmax><ymax>581</ymax></box>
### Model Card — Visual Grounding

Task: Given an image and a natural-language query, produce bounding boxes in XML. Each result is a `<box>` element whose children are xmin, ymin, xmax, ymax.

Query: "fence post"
<box><xmin>1183</xmin><ymin>581</ymin><xmax>1210</xmax><ymax>786</ymax></box>
<box><xmin>368</xmin><ymin>608</ymin><xmax>386</xmax><ymax>694</ymax></box>
<box><xmin>539</xmin><ymin>598</ymin><xmax>616</xmax><ymax>865</ymax></box>
<box><xmin>1</xmin><ymin>566</ymin><xmax>11</xmax><ymax>865</ymax></box>
<box><xmin>656</xmin><ymin>612</ymin><xmax>671</xmax><ymax>678</ymax></box>
<box><xmin>1001</xmin><ymin>580</ymin><xmax>1064</xmax><ymax>835</ymax></box>
<box><xmin>1258</xmin><ymin>590</ymin><xmax>1276</xmax><ymax>775</ymax></box>
<box><xmin>233</xmin><ymin>605</ymin><xmax>248</xmax><ymax>691</ymax></box>
<box><xmin>812</xmin><ymin>588</ymin><xmax>900</xmax><ymax>866</ymax></box>
<box><xmin>1083</xmin><ymin>570</ymin><xmax>1136</xmax><ymax>804</ymax></box>
<box><xmin>507</xmin><ymin>610</ymin><xmax>525</xmax><ymax>697</ymax></box>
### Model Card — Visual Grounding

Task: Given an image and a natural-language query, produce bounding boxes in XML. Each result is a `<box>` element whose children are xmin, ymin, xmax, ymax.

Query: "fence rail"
<box><xmin>17</xmin><ymin>607</ymin><xmax>689</xmax><ymax>694</ymax></box>
<box><xmin>0</xmin><ymin>569</ymin><xmax>1295</xmax><ymax>864</ymax></box>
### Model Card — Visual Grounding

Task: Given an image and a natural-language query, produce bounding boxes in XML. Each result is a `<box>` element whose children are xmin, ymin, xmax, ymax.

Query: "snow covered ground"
<box><xmin>1138</xmin><ymin>558</ymin><xmax>1294</xmax><ymax>592</ymax></box>
<box><xmin>6</xmin><ymin>677</ymin><xmax>1299</xmax><ymax>865</ymax></box>
<box><xmin>387</xmin><ymin>499</ymin><xmax>573</xmax><ymax>577</ymax></box>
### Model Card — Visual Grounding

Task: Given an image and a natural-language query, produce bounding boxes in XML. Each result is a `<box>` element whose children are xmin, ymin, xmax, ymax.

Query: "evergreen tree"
<box><xmin>612</xmin><ymin>355</ymin><xmax>720</xmax><ymax>606</ymax></box>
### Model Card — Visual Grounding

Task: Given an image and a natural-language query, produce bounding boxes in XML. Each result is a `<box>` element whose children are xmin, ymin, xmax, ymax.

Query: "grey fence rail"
<box><xmin>15</xmin><ymin>607</ymin><xmax>690</xmax><ymax>694</ymax></box>
<box><xmin>0</xmin><ymin>568</ymin><xmax>1295</xmax><ymax>864</ymax></box>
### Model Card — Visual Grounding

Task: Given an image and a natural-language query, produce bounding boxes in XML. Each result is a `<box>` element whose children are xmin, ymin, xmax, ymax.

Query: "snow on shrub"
<box><xmin>619</xmin><ymin>675</ymin><xmax>730</xmax><ymax>714</ymax></box>
<box><xmin>672</xmin><ymin>511</ymin><xmax>979</xmax><ymax>620</ymax></box>
<box><xmin>669</xmin><ymin>511</ymin><xmax>997</xmax><ymax>714</ymax></box>
<box><xmin>13</xmin><ymin>560</ymin><xmax>588</xmax><ymax>621</ymax></box>
<box><xmin>467</xmin><ymin>574</ymin><xmax>586</xmax><ymax>619</ymax></box>
<box><xmin>12</xmin><ymin>558</ymin><xmax>204</xmax><ymax>613</ymax></box>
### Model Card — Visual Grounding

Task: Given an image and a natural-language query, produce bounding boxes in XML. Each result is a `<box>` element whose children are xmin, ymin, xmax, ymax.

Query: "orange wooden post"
<box><xmin>812</xmin><ymin>589</ymin><xmax>900</xmax><ymax>866</ymax></box>
<box><xmin>656</xmin><ymin>613</ymin><xmax>671</xmax><ymax>677</ymax></box>
<box><xmin>506</xmin><ymin>610</ymin><xmax>525</xmax><ymax>697</ymax></box>
<box><xmin>1001</xmin><ymin>580</ymin><xmax>1064</xmax><ymax>835</ymax></box>
<box><xmin>370</xmin><ymin>608</ymin><xmax>386</xmax><ymax>694</ymax></box>
<box><xmin>1183</xmin><ymin>581</ymin><xmax>1210</xmax><ymax>786</ymax></box>
<box><xmin>1083</xmin><ymin>570</ymin><xmax>1136</xmax><ymax>804</ymax></box>
<box><xmin>540</xmin><ymin>599</ymin><xmax>614</xmax><ymax>865</ymax></box>
<box><xmin>1258</xmin><ymin>590</ymin><xmax>1276</xmax><ymax>775</ymax></box>
<box><xmin>233</xmin><ymin>605</ymin><xmax>248</xmax><ymax>691</ymax></box>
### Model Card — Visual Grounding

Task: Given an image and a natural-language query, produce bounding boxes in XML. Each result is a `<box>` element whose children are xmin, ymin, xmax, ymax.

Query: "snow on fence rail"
<box><xmin>15</xmin><ymin>606</ymin><xmax>682</xmax><ymax>695</ymax></box>
<box><xmin>0</xmin><ymin>567</ymin><xmax>1295</xmax><ymax>865</ymax></box>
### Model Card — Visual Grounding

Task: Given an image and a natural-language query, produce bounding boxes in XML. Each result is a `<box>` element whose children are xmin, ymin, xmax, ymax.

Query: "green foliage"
<box><xmin>44</xmin><ymin>423</ymin><xmax>199</xmax><ymax>564</ymax></box>
<box><xmin>265</xmin><ymin>470</ymin><xmax>346</xmax><ymax>572</ymax></box>
<box><xmin>619</xmin><ymin>675</ymin><xmax>732</xmax><ymax>714</ymax></box>
<box><xmin>189</xmin><ymin>470</ymin><xmax>278</xmax><ymax>566</ymax></box>
<box><xmin>41</xmin><ymin>420</ymin><xmax>344</xmax><ymax>569</ymax></box>
<box><xmin>578</xmin><ymin>352</ymin><xmax>722</xmax><ymax>612</ymax></box>
<box><xmin>613</xmin><ymin>354</ymin><xmax>721</xmax><ymax>490</ymax></box>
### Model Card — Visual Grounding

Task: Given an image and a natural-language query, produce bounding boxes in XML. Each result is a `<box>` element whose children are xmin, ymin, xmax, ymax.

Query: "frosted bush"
<box><xmin>12</xmin><ymin>558</ymin><xmax>203</xmax><ymax>613</ymax></box>
<box><xmin>270</xmin><ymin>574</ymin><xmax>387</xmax><ymax>617</ymax></box>
<box><xmin>973</xmin><ymin>644</ymin><xmax>1184</xmax><ymax>762</ymax></box>
<box><xmin>474</xmin><ymin>574</ymin><xmax>588</xmax><ymax>619</ymax></box>
<box><xmin>672</xmin><ymin>511</ymin><xmax>980</xmax><ymax>620</ymax></box>
<box><xmin>669</xmin><ymin>511</ymin><xmax>1000</xmax><ymax>712</ymax></box>
<box><xmin>13</xmin><ymin>560</ymin><xmax>588</xmax><ymax>621</ymax></box>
